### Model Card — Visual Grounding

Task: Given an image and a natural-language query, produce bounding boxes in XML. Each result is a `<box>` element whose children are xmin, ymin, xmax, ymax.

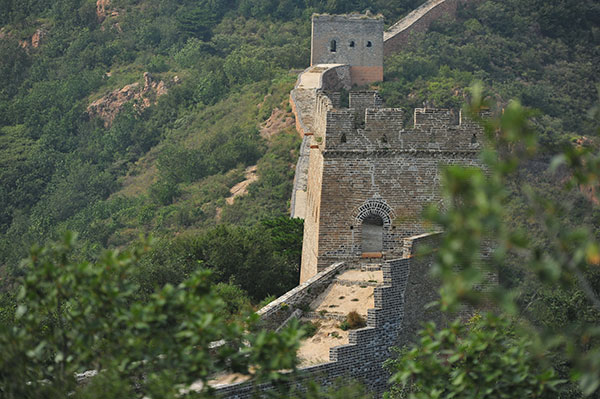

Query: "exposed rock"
<box><xmin>96</xmin><ymin>0</ymin><xmax>110</xmax><ymax>21</ymax></box>
<box><xmin>87</xmin><ymin>72</ymin><xmax>177</xmax><ymax>127</ymax></box>
<box><xmin>31</xmin><ymin>29</ymin><xmax>46</xmax><ymax>48</ymax></box>
<box><xmin>260</xmin><ymin>108</ymin><xmax>294</xmax><ymax>139</ymax></box>
<box><xmin>226</xmin><ymin>165</ymin><xmax>259</xmax><ymax>205</ymax></box>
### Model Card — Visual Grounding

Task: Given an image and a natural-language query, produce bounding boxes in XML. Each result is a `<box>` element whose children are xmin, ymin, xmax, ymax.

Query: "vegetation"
<box><xmin>385</xmin><ymin>86</ymin><xmax>600</xmax><ymax>398</ymax></box>
<box><xmin>0</xmin><ymin>232</ymin><xmax>302</xmax><ymax>398</ymax></box>
<box><xmin>339</xmin><ymin>310</ymin><xmax>367</xmax><ymax>331</ymax></box>
<box><xmin>0</xmin><ymin>0</ymin><xmax>599</xmax><ymax>397</ymax></box>
<box><xmin>385</xmin><ymin>314</ymin><xmax>564</xmax><ymax>399</ymax></box>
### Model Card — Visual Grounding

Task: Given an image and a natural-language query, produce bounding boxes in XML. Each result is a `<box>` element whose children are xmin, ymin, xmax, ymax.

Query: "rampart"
<box><xmin>256</xmin><ymin>261</ymin><xmax>346</xmax><ymax>330</ymax></box>
<box><xmin>300</xmin><ymin>90</ymin><xmax>483</xmax><ymax>280</ymax></box>
<box><xmin>289</xmin><ymin>64</ymin><xmax>352</xmax><ymax>219</ymax></box>
<box><xmin>383</xmin><ymin>0</ymin><xmax>466</xmax><ymax>56</ymax></box>
<box><xmin>214</xmin><ymin>232</ymin><xmax>444</xmax><ymax>398</ymax></box>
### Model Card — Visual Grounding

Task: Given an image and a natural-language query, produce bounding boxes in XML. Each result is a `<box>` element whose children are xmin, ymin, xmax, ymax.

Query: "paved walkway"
<box><xmin>290</xmin><ymin>64</ymin><xmax>344</xmax><ymax>218</ymax></box>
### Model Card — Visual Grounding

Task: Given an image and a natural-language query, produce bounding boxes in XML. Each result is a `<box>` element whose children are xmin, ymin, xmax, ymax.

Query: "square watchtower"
<box><xmin>311</xmin><ymin>14</ymin><xmax>384</xmax><ymax>86</ymax></box>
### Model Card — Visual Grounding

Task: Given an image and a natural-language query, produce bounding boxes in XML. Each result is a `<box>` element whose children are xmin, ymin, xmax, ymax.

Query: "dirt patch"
<box><xmin>297</xmin><ymin>318</ymin><xmax>349</xmax><ymax>366</ymax></box>
<box><xmin>336</xmin><ymin>269</ymin><xmax>383</xmax><ymax>284</ymax></box>
<box><xmin>260</xmin><ymin>108</ymin><xmax>294</xmax><ymax>139</ymax></box>
<box><xmin>310</xmin><ymin>282</ymin><xmax>374</xmax><ymax>317</ymax></box>
<box><xmin>226</xmin><ymin>165</ymin><xmax>258</xmax><ymax>205</ymax></box>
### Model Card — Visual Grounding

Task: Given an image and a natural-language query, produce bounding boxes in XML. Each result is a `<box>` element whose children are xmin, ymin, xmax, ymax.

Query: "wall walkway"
<box><xmin>383</xmin><ymin>0</ymin><xmax>465</xmax><ymax>56</ymax></box>
<box><xmin>289</xmin><ymin>64</ymin><xmax>351</xmax><ymax>218</ymax></box>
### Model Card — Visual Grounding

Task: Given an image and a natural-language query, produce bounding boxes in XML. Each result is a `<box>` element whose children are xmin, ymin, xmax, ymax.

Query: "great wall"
<box><xmin>214</xmin><ymin>1</ymin><xmax>478</xmax><ymax>397</ymax></box>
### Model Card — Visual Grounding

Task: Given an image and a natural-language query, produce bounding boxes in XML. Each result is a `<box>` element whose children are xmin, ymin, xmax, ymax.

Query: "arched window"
<box><xmin>330</xmin><ymin>40</ymin><xmax>337</xmax><ymax>52</ymax></box>
<box><xmin>366</xmin><ymin>41</ymin><xmax>372</xmax><ymax>47</ymax></box>
<box><xmin>341</xmin><ymin>133</ymin><xmax>347</xmax><ymax>143</ymax></box>
<box><xmin>361</xmin><ymin>214</ymin><xmax>383</xmax><ymax>253</ymax></box>
<box><xmin>349</xmin><ymin>40</ymin><xmax>355</xmax><ymax>47</ymax></box>
<box><xmin>471</xmin><ymin>133</ymin><xmax>477</xmax><ymax>144</ymax></box>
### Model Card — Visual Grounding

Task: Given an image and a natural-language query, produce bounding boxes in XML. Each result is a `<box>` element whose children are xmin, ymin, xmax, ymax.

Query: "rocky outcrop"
<box><xmin>96</xmin><ymin>0</ymin><xmax>119</xmax><ymax>21</ymax></box>
<box><xmin>88</xmin><ymin>72</ymin><xmax>176</xmax><ymax>127</ymax></box>
<box><xmin>10</xmin><ymin>27</ymin><xmax>48</xmax><ymax>49</ymax></box>
<box><xmin>31</xmin><ymin>29</ymin><xmax>46</xmax><ymax>48</ymax></box>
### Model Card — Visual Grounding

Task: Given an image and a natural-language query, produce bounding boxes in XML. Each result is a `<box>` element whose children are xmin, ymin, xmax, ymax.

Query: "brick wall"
<box><xmin>311</xmin><ymin>14</ymin><xmax>383</xmax><ymax>70</ymax></box>
<box><xmin>383</xmin><ymin>0</ymin><xmax>464</xmax><ymax>56</ymax></box>
<box><xmin>257</xmin><ymin>262</ymin><xmax>346</xmax><ymax>330</ymax></box>
<box><xmin>300</xmin><ymin>90</ymin><xmax>484</xmax><ymax>277</ymax></box>
<box><xmin>215</xmin><ymin>232</ymin><xmax>442</xmax><ymax>398</ymax></box>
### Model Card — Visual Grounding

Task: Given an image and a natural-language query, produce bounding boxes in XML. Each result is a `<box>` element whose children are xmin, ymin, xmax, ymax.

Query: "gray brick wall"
<box><xmin>300</xmin><ymin>90</ymin><xmax>483</xmax><ymax>276</ymax></box>
<box><xmin>311</xmin><ymin>14</ymin><xmax>383</xmax><ymax>67</ymax></box>
<box><xmin>214</xmin><ymin>233</ymin><xmax>443</xmax><ymax>398</ymax></box>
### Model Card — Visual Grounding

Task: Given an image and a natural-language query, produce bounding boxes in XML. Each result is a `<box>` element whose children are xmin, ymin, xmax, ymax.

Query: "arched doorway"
<box><xmin>361</xmin><ymin>214</ymin><xmax>383</xmax><ymax>254</ymax></box>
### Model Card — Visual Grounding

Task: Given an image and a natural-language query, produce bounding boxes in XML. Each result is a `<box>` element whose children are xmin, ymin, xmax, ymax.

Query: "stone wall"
<box><xmin>300</xmin><ymin>90</ymin><xmax>483</xmax><ymax>277</ymax></box>
<box><xmin>311</xmin><ymin>14</ymin><xmax>384</xmax><ymax>85</ymax></box>
<box><xmin>396</xmin><ymin>233</ymin><xmax>449</xmax><ymax>345</ymax></box>
<box><xmin>215</xmin><ymin>232</ymin><xmax>442</xmax><ymax>398</ymax></box>
<box><xmin>257</xmin><ymin>262</ymin><xmax>346</xmax><ymax>330</ymax></box>
<box><xmin>300</xmin><ymin>145</ymin><xmax>325</xmax><ymax>282</ymax></box>
<box><xmin>289</xmin><ymin>64</ymin><xmax>351</xmax><ymax>219</ymax></box>
<box><xmin>383</xmin><ymin>0</ymin><xmax>467</xmax><ymax>56</ymax></box>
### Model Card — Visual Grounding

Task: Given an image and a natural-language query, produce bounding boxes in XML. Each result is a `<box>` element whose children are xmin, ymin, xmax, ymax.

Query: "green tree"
<box><xmin>0</xmin><ymin>232</ymin><xmax>302</xmax><ymax>398</ymax></box>
<box><xmin>385</xmin><ymin>314</ymin><xmax>563</xmax><ymax>398</ymax></box>
<box><xmin>387</xmin><ymin>84</ymin><xmax>600</xmax><ymax>397</ymax></box>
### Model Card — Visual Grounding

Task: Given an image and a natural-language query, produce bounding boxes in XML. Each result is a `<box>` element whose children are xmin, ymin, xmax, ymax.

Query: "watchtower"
<box><xmin>311</xmin><ymin>14</ymin><xmax>384</xmax><ymax>86</ymax></box>
<box><xmin>299</xmin><ymin>90</ymin><xmax>483</xmax><ymax>282</ymax></box>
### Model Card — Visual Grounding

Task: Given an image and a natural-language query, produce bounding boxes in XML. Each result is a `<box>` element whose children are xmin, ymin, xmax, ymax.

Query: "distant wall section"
<box><xmin>383</xmin><ymin>0</ymin><xmax>466</xmax><ymax>56</ymax></box>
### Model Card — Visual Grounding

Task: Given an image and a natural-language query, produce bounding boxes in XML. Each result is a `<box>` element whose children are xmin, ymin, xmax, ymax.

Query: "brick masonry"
<box><xmin>383</xmin><ymin>0</ymin><xmax>467</xmax><ymax>56</ymax></box>
<box><xmin>311</xmin><ymin>14</ymin><xmax>384</xmax><ymax>72</ymax></box>
<box><xmin>214</xmin><ymin>233</ymin><xmax>444</xmax><ymax>399</ymax></box>
<box><xmin>300</xmin><ymin>90</ymin><xmax>483</xmax><ymax>279</ymax></box>
<box><xmin>257</xmin><ymin>261</ymin><xmax>346</xmax><ymax>330</ymax></box>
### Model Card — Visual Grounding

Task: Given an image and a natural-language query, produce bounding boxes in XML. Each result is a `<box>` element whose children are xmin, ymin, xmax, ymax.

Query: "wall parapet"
<box><xmin>383</xmin><ymin>0</ymin><xmax>466</xmax><ymax>55</ymax></box>
<box><xmin>214</xmin><ymin>232</ymin><xmax>444</xmax><ymax>398</ymax></box>
<box><xmin>257</xmin><ymin>261</ymin><xmax>346</xmax><ymax>330</ymax></box>
<box><xmin>310</xmin><ymin>91</ymin><xmax>484</xmax><ymax>153</ymax></box>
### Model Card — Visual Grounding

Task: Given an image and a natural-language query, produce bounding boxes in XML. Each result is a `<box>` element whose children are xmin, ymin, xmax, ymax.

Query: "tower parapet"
<box><xmin>310</xmin><ymin>91</ymin><xmax>483</xmax><ymax>153</ymax></box>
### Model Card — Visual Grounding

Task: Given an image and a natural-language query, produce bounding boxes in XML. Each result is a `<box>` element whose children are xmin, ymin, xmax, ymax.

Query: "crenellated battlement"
<box><xmin>310</xmin><ymin>90</ymin><xmax>483</xmax><ymax>152</ymax></box>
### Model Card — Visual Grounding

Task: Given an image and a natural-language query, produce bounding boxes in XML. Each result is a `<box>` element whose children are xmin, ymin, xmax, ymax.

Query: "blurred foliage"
<box><xmin>0</xmin><ymin>232</ymin><xmax>303</xmax><ymax>398</ymax></box>
<box><xmin>385</xmin><ymin>314</ymin><xmax>564</xmax><ymax>399</ymax></box>
<box><xmin>386</xmin><ymin>84</ymin><xmax>600</xmax><ymax>397</ymax></box>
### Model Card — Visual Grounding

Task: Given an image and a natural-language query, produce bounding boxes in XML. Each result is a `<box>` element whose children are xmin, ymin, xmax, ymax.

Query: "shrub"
<box><xmin>344</xmin><ymin>311</ymin><xmax>366</xmax><ymax>330</ymax></box>
<box><xmin>301</xmin><ymin>321</ymin><xmax>320</xmax><ymax>338</ymax></box>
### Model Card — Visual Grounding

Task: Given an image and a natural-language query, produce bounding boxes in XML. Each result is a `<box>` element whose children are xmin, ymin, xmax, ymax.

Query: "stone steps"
<box><xmin>361</xmin><ymin>264</ymin><xmax>382</xmax><ymax>271</ymax></box>
<box><xmin>303</xmin><ymin>311</ymin><xmax>347</xmax><ymax>322</ymax></box>
<box><xmin>333</xmin><ymin>278</ymin><xmax>380</xmax><ymax>287</ymax></box>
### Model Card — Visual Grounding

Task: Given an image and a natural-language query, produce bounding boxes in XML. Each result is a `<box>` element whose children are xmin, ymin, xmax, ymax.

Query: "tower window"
<box><xmin>341</xmin><ymin>133</ymin><xmax>347</xmax><ymax>143</ymax></box>
<box><xmin>349</xmin><ymin>40</ymin><xmax>355</xmax><ymax>47</ymax></box>
<box><xmin>366</xmin><ymin>41</ymin><xmax>372</xmax><ymax>47</ymax></box>
<box><xmin>330</xmin><ymin>40</ymin><xmax>337</xmax><ymax>52</ymax></box>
